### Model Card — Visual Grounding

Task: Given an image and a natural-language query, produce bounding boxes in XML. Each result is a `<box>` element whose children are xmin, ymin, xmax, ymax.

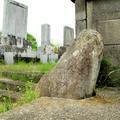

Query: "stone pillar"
<box><xmin>73</xmin><ymin>0</ymin><xmax>120</xmax><ymax>66</ymax></box>
<box><xmin>63</xmin><ymin>26</ymin><xmax>74</xmax><ymax>47</ymax></box>
<box><xmin>41</xmin><ymin>24</ymin><xmax>51</xmax><ymax>46</ymax></box>
<box><xmin>75</xmin><ymin>0</ymin><xmax>87</xmax><ymax>37</ymax></box>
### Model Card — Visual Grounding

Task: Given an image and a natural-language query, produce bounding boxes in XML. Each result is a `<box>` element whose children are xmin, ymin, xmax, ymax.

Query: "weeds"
<box><xmin>0</xmin><ymin>82</ymin><xmax>39</xmax><ymax>113</ymax></box>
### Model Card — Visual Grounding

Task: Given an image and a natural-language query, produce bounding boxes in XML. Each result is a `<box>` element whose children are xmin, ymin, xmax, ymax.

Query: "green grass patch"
<box><xmin>0</xmin><ymin>62</ymin><xmax>56</xmax><ymax>73</ymax></box>
<box><xmin>0</xmin><ymin>97</ymin><xmax>13</xmax><ymax>113</ymax></box>
<box><xmin>0</xmin><ymin>62</ymin><xmax>56</xmax><ymax>83</ymax></box>
<box><xmin>0</xmin><ymin>82</ymin><xmax>39</xmax><ymax>113</ymax></box>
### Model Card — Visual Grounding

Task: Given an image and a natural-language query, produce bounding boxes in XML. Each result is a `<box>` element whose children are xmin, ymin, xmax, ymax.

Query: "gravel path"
<box><xmin>0</xmin><ymin>87</ymin><xmax>120</xmax><ymax>120</ymax></box>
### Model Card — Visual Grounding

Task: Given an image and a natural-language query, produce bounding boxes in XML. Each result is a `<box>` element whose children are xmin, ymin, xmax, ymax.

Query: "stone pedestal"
<box><xmin>4</xmin><ymin>52</ymin><xmax>14</xmax><ymax>64</ymax></box>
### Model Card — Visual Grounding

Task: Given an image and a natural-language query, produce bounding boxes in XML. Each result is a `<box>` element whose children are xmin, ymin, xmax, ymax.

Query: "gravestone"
<box><xmin>41</xmin><ymin>24</ymin><xmax>51</xmax><ymax>46</ymax></box>
<box><xmin>36</xmin><ymin>30</ymin><xmax>104</xmax><ymax>99</ymax></box>
<box><xmin>71</xmin><ymin>0</ymin><xmax>120</xmax><ymax>66</ymax></box>
<box><xmin>40</xmin><ymin>54</ymin><xmax>48</xmax><ymax>63</ymax></box>
<box><xmin>64</xmin><ymin>26</ymin><xmax>74</xmax><ymax>47</ymax></box>
<box><xmin>49</xmin><ymin>54</ymin><xmax>58</xmax><ymax>63</ymax></box>
<box><xmin>4</xmin><ymin>52</ymin><xmax>14</xmax><ymax>64</ymax></box>
<box><xmin>1</xmin><ymin>0</ymin><xmax>28</xmax><ymax>47</ymax></box>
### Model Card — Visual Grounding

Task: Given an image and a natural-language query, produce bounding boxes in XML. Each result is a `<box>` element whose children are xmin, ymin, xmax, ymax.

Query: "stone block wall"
<box><xmin>73</xmin><ymin>0</ymin><xmax>120</xmax><ymax>66</ymax></box>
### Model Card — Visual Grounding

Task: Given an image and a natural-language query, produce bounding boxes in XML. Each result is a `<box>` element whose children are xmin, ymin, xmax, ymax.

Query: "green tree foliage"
<box><xmin>27</xmin><ymin>33</ymin><xmax>38</xmax><ymax>51</ymax></box>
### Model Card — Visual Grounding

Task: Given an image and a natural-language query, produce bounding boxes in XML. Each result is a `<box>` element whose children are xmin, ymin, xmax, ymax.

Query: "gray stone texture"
<box><xmin>76</xmin><ymin>20</ymin><xmax>86</xmax><ymax>38</ymax></box>
<box><xmin>0</xmin><ymin>88</ymin><xmax>120</xmax><ymax>120</ymax></box>
<box><xmin>36</xmin><ymin>30</ymin><xmax>104</xmax><ymax>99</ymax></box>
<box><xmin>40</xmin><ymin>54</ymin><xmax>48</xmax><ymax>64</ymax></box>
<box><xmin>75</xmin><ymin>0</ymin><xmax>86</xmax><ymax>37</ymax></box>
<box><xmin>2</xmin><ymin>0</ymin><xmax>28</xmax><ymax>39</ymax></box>
<box><xmin>88</xmin><ymin>0</ymin><xmax>120</xmax><ymax>45</ymax></box>
<box><xmin>41</xmin><ymin>24</ymin><xmax>51</xmax><ymax>46</ymax></box>
<box><xmin>4</xmin><ymin>52</ymin><xmax>14</xmax><ymax>64</ymax></box>
<box><xmin>74</xmin><ymin>0</ymin><xmax>120</xmax><ymax>66</ymax></box>
<box><xmin>104</xmin><ymin>45</ymin><xmax>120</xmax><ymax>66</ymax></box>
<box><xmin>63</xmin><ymin>26</ymin><xmax>74</xmax><ymax>47</ymax></box>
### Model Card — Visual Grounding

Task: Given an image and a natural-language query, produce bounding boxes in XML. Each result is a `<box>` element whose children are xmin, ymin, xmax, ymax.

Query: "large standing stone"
<box><xmin>36</xmin><ymin>30</ymin><xmax>104</xmax><ymax>99</ymax></box>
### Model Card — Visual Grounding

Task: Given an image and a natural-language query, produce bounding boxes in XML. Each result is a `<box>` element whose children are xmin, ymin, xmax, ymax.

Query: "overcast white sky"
<box><xmin>0</xmin><ymin>0</ymin><xmax>75</xmax><ymax>46</ymax></box>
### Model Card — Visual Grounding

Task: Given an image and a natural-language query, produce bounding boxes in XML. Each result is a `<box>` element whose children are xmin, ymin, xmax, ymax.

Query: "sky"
<box><xmin>0</xmin><ymin>0</ymin><xmax>75</xmax><ymax>46</ymax></box>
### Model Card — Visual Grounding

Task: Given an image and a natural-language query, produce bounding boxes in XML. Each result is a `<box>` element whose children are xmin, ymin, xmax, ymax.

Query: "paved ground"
<box><xmin>0</xmin><ymin>87</ymin><xmax>120</xmax><ymax>120</ymax></box>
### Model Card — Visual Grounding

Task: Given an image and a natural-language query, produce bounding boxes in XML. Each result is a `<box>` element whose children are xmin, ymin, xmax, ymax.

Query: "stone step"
<box><xmin>0</xmin><ymin>89</ymin><xmax>22</xmax><ymax>102</ymax></box>
<box><xmin>0</xmin><ymin>79</ymin><xmax>25</xmax><ymax>92</ymax></box>
<box><xmin>0</xmin><ymin>78</ymin><xmax>37</xmax><ymax>92</ymax></box>
<box><xmin>0</xmin><ymin>71</ymin><xmax>44</xmax><ymax>83</ymax></box>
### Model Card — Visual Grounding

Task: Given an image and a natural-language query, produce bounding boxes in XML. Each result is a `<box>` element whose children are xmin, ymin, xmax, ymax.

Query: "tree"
<box><xmin>27</xmin><ymin>33</ymin><xmax>38</xmax><ymax>51</ymax></box>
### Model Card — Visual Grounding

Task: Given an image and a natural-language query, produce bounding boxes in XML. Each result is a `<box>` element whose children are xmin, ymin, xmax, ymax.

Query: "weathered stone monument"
<box><xmin>41</xmin><ymin>24</ymin><xmax>51</xmax><ymax>46</ymax></box>
<box><xmin>36</xmin><ymin>30</ymin><xmax>104</xmax><ymax>99</ymax></box>
<box><xmin>0</xmin><ymin>0</ymin><xmax>28</xmax><ymax>64</ymax></box>
<box><xmin>71</xmin><ymin>0</ymin><xmax>120</xmax><ymax>66</ymax></box>
<box><xmin>64</xmin><ymin>26</ymin><xmax>74</xmax><ymax>47</ymax></box>
<box><xmin>1</xmin><ymin>0</ymin><xmax>28</xmax><ymax>47</ymax></box>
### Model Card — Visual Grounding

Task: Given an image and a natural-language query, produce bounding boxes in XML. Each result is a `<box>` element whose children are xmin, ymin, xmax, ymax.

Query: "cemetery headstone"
<box><xmin>40</xmin><ymin>54</ymin><xmax>48</xmax><ymax>64</ymax></box>
<box><xmin>49</xmin><ymin>53</ymin><xmax>58</xmax><ymax>63</ymax></box>
<box><xmin>64</xmin><ymin>26</ymin><xmax>74</xmax><ymax>47</ymax></box>
<box><xmin>4</xmin><ymin>52</ymin><xmax>14</xmax><ymax>64</ymax></box>
<box><xmin>1</xmin><ymin>0</ymin><xmax>28</xmax><ymax>47</ymax></box>
<box><xmin>41</xmin><ymin>24</ymin><xmax>51</xmax><ymax>46</ymax></box>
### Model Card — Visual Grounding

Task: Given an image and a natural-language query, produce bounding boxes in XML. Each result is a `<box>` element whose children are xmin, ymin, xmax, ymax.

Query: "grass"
<box><xmin>0</xmin><ymin>82</ymin><xmax>39</xmax><ymax>113</ymax></box>
<box><xmin>0</xmin><ymin>97</ymin><xmax>13</xmax><ymax>113</ymax></box>
<box><xmin>0</xmin><ymin>62</ymin><xmax>56</xmax><ymax>82</ymax></box>
<box><xmin>0</xmin><ymin>61</ymin><xmax>56</xmax><ymax>113</ymax></box>
<box><xmin>15</xmin><ymin>82</ymin><xmax>39</xmax><ymax>105</ymax></box>
<box><xmin>0</xmin><ymin>62</ymin><xmax>56</xmax><ymax>73</ymax></box>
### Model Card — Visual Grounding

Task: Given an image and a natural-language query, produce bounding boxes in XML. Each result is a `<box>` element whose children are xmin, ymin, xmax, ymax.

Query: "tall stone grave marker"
<box><xmin>1</xmin><ymin>0</ymin><xmax>28</xmax><ymax>47</ymax></box>
<box><xmin>64</xmin><ymin>26</ymin><xmax>74</xmax><ymax>47</ymax></box>
<box><xmin>41</xmin><ymin>24</ymin><xmax>51</xmax><ymax>46</ymax></box>
<box><xmin>40</xmin><ymin>54</ymin><xmax>48</xmax><ymax>64</ymax></box>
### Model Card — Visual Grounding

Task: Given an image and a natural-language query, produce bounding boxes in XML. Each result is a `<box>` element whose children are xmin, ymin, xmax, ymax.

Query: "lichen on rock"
<box><xmin>36</xmin><ymin>29</ymin><xmax>104</xmax><ymax>99</ymax></box>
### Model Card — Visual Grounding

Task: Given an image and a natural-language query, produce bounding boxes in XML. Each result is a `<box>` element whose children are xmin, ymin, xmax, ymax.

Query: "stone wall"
<box><xmin>73</xmin><ymin>0</ymin><xmax>120</xmax><ymax>66</ymax></box>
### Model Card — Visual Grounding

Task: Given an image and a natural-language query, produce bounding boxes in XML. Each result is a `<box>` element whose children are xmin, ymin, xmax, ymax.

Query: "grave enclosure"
<box><xmin>71</xmin><ymin>0</ymin><xmax>120</xmax><ymax>66</ymax></box>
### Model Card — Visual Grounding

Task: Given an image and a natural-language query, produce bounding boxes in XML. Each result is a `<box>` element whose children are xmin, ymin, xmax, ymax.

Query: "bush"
<box><xmin>97</xmin><ymin>58</ymin><xmax>111</xmax><ymax>87</ymax></box>
<box><xmin>97</xmin><ymin>58</ymin><xmax>120</xmax><ymax>87</ymax></box>
<box><xmin>27</xmin><ymin>33</ymin><xmax>38</xmax><ymax>51</ymax></box>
